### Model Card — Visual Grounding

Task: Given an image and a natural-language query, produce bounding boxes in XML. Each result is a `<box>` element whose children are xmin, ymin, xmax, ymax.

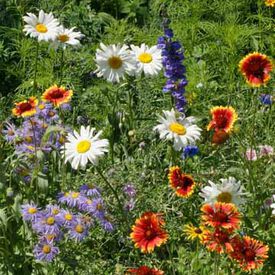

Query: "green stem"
<box><xmin>59</xmin><ymin>48</ymin><xmax>65</xmax><ymax>85</ymax></box>
<box><xmin>96</xmin><ymin>167</ymin><xmax>126</xmax><ymax>222</ymax></box>
<box><xmin>166</xmin><ymin>244</ymin><xmax>176</xmax><ymax>275</ymax></box>
<box><xmin>33</xmin><ymin>41</ymin><xmax>39</xmax><ymax>92</ymax></box>
<box><xmin>214</xmin><ymin>253</ymin><xmax>219</xmax><ymax>275</ymax></box>
<box><xmin>128</xmin><ymin>88</ymin><xmax>134</xmax><ymax>129</ymax></box>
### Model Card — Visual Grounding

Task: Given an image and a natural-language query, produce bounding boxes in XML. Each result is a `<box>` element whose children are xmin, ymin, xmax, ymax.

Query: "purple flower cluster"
<box><xmin>157</xmin><ymin>18</ymin><xmax>188</xmax><ymax>113</ymax></box>
<box><xmin>3</xmin><ymin>102</ymin><xmax>69</xmax><ymax>181</ymax></box>
<box><xmin>123</xmin><ymin>183</ymin><xmax>136</xmax><ymax>212</ymax></box>
<box><xmin>182</xmin><ymin>145</ymin><xmax>199</xmax><ymax>159</ymax></box>
<box><xmin>21</xmin><ymin>184</ymin><xmax>114</xmax><ymax>262</ymax></box>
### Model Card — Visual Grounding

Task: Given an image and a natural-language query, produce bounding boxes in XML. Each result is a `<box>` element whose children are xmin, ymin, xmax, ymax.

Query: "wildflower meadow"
<box><xmin>0</xmin><ymin>0</ymin><xmax>274</xmax><ymax>274</ymax></box>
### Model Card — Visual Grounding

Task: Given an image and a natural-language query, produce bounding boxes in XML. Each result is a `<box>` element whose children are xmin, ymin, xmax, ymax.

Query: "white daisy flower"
<box><xmin>64</xmin><ymin>126</ymin><xmax>109</xmax><ymax>170</ymax></box>
<box><xmin>271</xmin><ymin>195</ymin><xmax>275</xmax><ymax>215</ymax></box>
<box><xmin>94</xmin><ymin>43</ymin><xmax>136</xmax><ymax>83</ymax></box>
<box><xmin>23</xmin><ymin>10</ymin><xmax>60</xmax><ymax>42</ymax></box>
<box><xmin>53</xmin><ymin>26</ymin><xmax>84</xmax><ymax>49</ymax></box>
<box><xmin>153</xmin><ymin>108</ymin><xmax>201</xmax><ymax>151</ymax></box>
<box><xmin>199</xmin><ymin>177</ymin><xmax>246</xmax><ymax>207</ymax></box>
<box><xmin>130</xmin><ymin>43</ymin><xmax>162</xmax><ymax>76</ymax></box>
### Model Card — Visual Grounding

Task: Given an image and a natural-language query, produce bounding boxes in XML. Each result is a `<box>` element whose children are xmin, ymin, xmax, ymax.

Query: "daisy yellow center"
<box><xmin>46</xmin><ymin>217</ymin><xmax>55</xmax><ymax>225</ymax></box>
<box><xmin>108</xmin><ymin>56</ymin><xmax>123</xmax><ymax>69</ymax></box>
<box><xmin>58</xmin><ymin>34</ymin><xmax>69</xmax><ymax>43</ymax></box>
<box><xmin>71</xmin><ymin>192</ymin><xmax>79</xmax><ymax>199</ymax></box>
<box><xmin>42</xmin><ymin>245</ymin><xmax>51</xmax><ymax>254</ymax></box>
<box><xmin>76</xmin><ymin>140</ymin><xmax>91</xmax><ymax>153</ymax></box>
<box><xmin>25</xmin><ymin>136</ymin><xmax>32</xmax><ymax>143</ymax></box>
<box><xmin>96</xmin><ymin>203</ymin><xmax>103</xmax><ymax>210</ymax></box>
<box><xmin>46</xmin><ymin>234</ymin><xmax>55</xmax><ymax>241</ymax></box>
<box><xmin>75</xmin><ymin>224</ymin><xmax>84</xmax><ymax>233</ymax></box>
<box><xmin>28</xmin><ymin>207</ymin><xmax>37</xmax><ymax>214</ymax></box>
<box><xmin>169</xmin><ymin>122</ymin><xmax>186</xmax><ymax>135</ymax></box>
<box><xmin>65</xmin><ymin>213</ymin><xmax>72</xmax><ymax>221</ymax></box>
<box><xmin>217</xmin><ymin>192</ymin><xmax>232</xmax><ymax>203</ymax></box>
<box><xmin>138</xmin><ymin>52</ymin><xmax>153</xmax><ymax>63</ymax></box>
<box><xmin>36</xmin><ymin>23</ymin><xmax>48</xmax><ymax>33</ymax></box>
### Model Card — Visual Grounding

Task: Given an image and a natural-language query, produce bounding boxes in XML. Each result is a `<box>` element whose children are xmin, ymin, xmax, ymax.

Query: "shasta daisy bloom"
<box><xmin>23</xmin><ymin>10</ymin><xmax>60</xmax><ymax>42</ymax></box>
<box><xmin>12</xmin><ymin>96</ymin><xmax>38</xmax><ymax>117</ymax></box>
<box><xmin>64</xmin><ymin>126</ymin><xmax>109</xmax><ymax>169</ymax></box>
<box><xmin>33</xmin><ymin>241</ymin><xmax>59</xmax><ymax>262</ymax></box>
<box><xmin>207</xmin><ymin>106</ymin><xmax>237</xmax><ymax>133</ymax></box>
<box><xmin>199</xmin><ymin>177</ymin><xmax>246</xmax><ymax>207</ymax></box>
<box><xmin>127</xmin><ymin>266</ymin><xmax>164</xmax><ymax>275</ymax></box>
<box><xmin>201</xmin><ymin>202</ymin><xmax>241</xmax><ymax>230</ymax></box>
<box><xmin>265</xmin><ymin>0</ymin><xmax>275</xmax><ymax>7</ymax></box>
<box><xmin>168</xmin><ymin>166</ymin><xmax>196</xmax><ymax>198</ymax></box>
<box><xmin>130</xmin><ymin>212</ymin><xmax>168</xmax><ymax>253</ymax></box>
<box><xmin>95</xmin><ymin>43</ymin><xmax>136</xmax><ymax>83</ymax></box>
<box><xmin>42</xmin><ymin>85</ymin><xmax>73</xmax><ymax>107</ymax></box>
<box><xmin>203</xmin><ymin>228</ymin><xmax>235</xmax><ymax>254</ymax></box>
<box><xmin>183</xmin><ymin>223</ymin><xmax>206</xmax><ymax>242</ymax></box>
<box><xmin>130</xmin><ymin>43</ymin><xmax>162</xmax><ymax>76</ymax></box>
<box><xmin>229</xmin><ymin>236</ymin><xmax>269</xmax><ymax>271</ymax></box>
<box><xmin>239</xmin><ymin>52</ymin><xmax>273</xmax><ymax>87</ymax></box>
<box><xmin>153</xmin><ymin>109</ymin><xmax>201</xmax><ymax>151</ymax></box>
<box><xmin>54</xmin><ymin>26</ymin><xmax>83</xmax><ymax>49</ymax></box>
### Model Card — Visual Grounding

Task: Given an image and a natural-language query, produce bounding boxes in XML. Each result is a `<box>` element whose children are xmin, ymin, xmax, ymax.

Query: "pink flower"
<box><xmin>258</xmin><ymin>145</ymin><xmax>273</xmax><ymax>157</ymax></box>
<box><xmin>245</xmin><ymin>149</ymin><xmax>257</xmax><ymax>161</ymax></box>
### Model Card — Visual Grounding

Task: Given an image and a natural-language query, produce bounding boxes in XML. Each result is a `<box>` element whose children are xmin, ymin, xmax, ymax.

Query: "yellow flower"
<box><xmin>183</xmin><ymin>224</ymin><xmax>206</xmax><ymax>242</ymax></box>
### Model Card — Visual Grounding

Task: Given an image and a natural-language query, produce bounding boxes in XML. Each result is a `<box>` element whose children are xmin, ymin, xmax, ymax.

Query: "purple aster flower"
<box><xmin>33</xmin><ymin>212</ymin><xmax>62</xmax><ymax>235</ymax></box>
<box><xmin>182</xmin><ymin>145</ymin><xmax>199</xmax><ymax>159</ymax></box>
<box><xmin>99</xmin><ymin>216</ymin><xmax>114</xmax><ymax>232</ymax></box>
<box><xmin>89</xmin><ymin>198</ymin><xmax>105</xmax><ymax>219</ymax></box>
<box><xmin>259</xmin><ymin>94</ymin><xmax>272</xmax><ymax>105</ymax></box>
<box><xmin>123</xmin><ymin>183</ymin><xmax>136</xmax><ymax>198</ymax></box>
<box><xmin>57</xmin><ymin>191</ymin><xmax>85</xmax><ymax>208</ymax></box>
<box><xmin>39</xmin><ymin>232</ymin><xmax>63</xmax><ymax>243</ymax></box>
<box><xmin>2</xmin><ymin>122</ymin><xmax>18</xmax><ymax>143</ymax></box>
<box><xmin>124</xmin><ymin>198</ymin><xmax>135</xmax><ymax>212</ymax></box>
<box><xmin>59</xmin><ymin>209</ymin><xmax>76</xmax><ymax>227</ymax></box>
<box><xmin>45</xmin><ymin>204</ymin><xmax>61</xmax><ymax>216</ymax></box>
<box><xmin>21</xmin><ymin>202</ymin><xmax>41</xmax><ymax>222</ymax></box>
<box><xmin>80</xmin><ymin>184</ymin><xmax>101</xmax><ymax>197</ymax></box>
<box><xmin>59</xmin><ymin>102</ymin><xmax>72</xmax><ymax>111</ymax></box>
<box><xmin>67</xmin><ymin>218</ymin><xmax>89</xmax><ymax>241</ymax></box>
<box><xmin>77</xmin><ymin>197</ymin><xmax>94</xmax><ymax>213</ymax></box>
<box><xmin>33</xmin><ymin>241</ymin><xmax>59</xmax><ymax>262</ymax></box>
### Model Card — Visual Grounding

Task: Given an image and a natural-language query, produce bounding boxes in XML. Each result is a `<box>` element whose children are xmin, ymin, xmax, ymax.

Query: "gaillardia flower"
<box><xmin>207</xmin><ymin>106</ymin><xmax>237</xmax><ymax>133</ymax></box>
<box><xmin>23</xmin><ymin>10</ymin><xmax>60</xmax><ymax>42</ymax></box>
<box><xmin>95</xmin><ymin>43</ymin><xmax>136</xmax><ymax>83</ymax></box>
<box><xmin>203</xmin><ymin>228</ymin><xmax>236</xmax><ymax>254</ymax></box>
<box><xmin>265</xmin><ymin>0</ymin><xmax>275</xmax><ymax>8</ymax></box>
<box><xmin>12</xmin><ymin>96</ymin><xmax>38</xmax><ymax>117</ymax></box>
<box><xmin>127</xmin><ymin>266</ymin><xmax>164</xmax><ymax>275</ymax></box>
<box><xmin>42</xmin><ymin>85</ymin><xmax>73</xmax><ymax>107</ymax></box>
<box><xmin>201</xmin><ymin>202</ymin><xmax>241</xmax><ymax>230</ymax></box>
<box><xmin>168</xmin><ymin>166</ymin><xmax>195</xmax><ymax>198</ymax></box>
<box><xmin>183</xmin><ymin>223</ymin><xmax>206</xmax><ymax>242</ymax></box>
<box><xmin>130</xmin><ymin>212</ymin><xmax>168</xmax><ymax>253</ymax></box>
<box><xmin>130</xmin><ymin>43</ymin><xmax>162</xmax><ymax>76</ymax></box>
<box><xmin>154</xmin><ymin>109</ymin><xmax>201</xmax><ymax>151</ymax></box>
<box><xmin>229</xmin><ymin>236</ymin><xmax>269</xmax><ymax>271</ymax></box>
<box><xmin>199</xmin><ymin>177</ymin><xmax>246</xmax><ymax>207</ymax></box>
<box><xmin>239</xmin><ymin>52</ymin><xmax>272</xmax><ymax>87</ymax></box>
<box><xmin>64</xmin><ymin>126</ymin><xmax>109</xmax><ymax>169</ymax></box>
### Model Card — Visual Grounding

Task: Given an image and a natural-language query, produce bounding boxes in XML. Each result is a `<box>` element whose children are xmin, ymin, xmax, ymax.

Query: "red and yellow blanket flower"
<box><xmin>229</xmin><ymin>236</ymin><xmax>269</xmax><ymax>271</ymax></box>
<box><xmin>42</xmin><ymin>84</ymin><xmax>73</xmax><ymax>107</ymax></box>
<box><xmin>12</xmin><ymin>96</ymin><xmax>38</xmax><ymax>117</ymax></box>
<box><xmin>201</xmin><ymin>202</ymin><xmax>241</xmax><ymax>230</ymax></box>
<box><xmin>127</xmin><ymin>266</ymin><xmax>164</xmax><ymax>275</ymax></box>
<box><xmin>239</xmin><ymin>52</ymin><xmax>272</xmax><ymax>87</ymax></box>
<box><xmin>168</xmin><ymin>166</ymin><xmax>196</xmax><ymax>198</ymax></box>
<box><xmin>130</xmin><ymin>212</ymin><xmax>168</xmax><ymax>253</ymax></box>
